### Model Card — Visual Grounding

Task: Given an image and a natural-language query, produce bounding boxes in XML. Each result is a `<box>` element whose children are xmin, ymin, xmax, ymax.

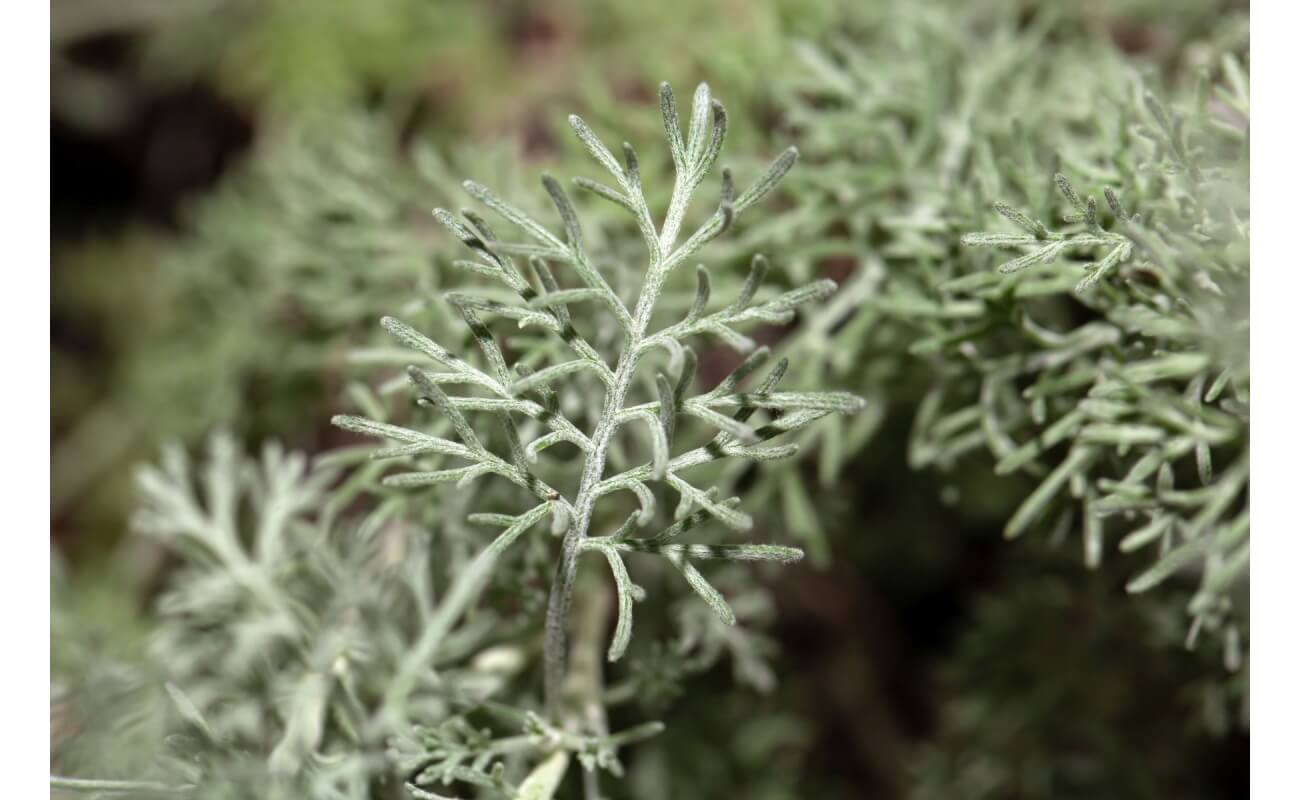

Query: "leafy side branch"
<box><xmin>333</xmin><ymin>80</ymin><xmax>864</xmax><ymax>784</ymax></box>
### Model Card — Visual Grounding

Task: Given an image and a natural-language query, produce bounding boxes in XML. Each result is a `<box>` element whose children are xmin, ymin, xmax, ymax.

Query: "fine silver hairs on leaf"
<box><xmin>333</xmin><ymin>82</ymin><xmax>863</xmax><ymax>708</ymax></box>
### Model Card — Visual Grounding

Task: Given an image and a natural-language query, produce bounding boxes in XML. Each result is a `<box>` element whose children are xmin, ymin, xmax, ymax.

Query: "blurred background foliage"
<box><xmin>52</xmin><ymin>0</ymin><xmax>1248</xmax><ymax>797</ymax></box>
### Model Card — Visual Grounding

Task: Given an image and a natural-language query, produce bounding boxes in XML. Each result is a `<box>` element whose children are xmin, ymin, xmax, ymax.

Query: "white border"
<box><xmin>4</xmin><ymin>1</ymin><xmax>51</xmax><ymax>795</ymax></box>
<box><xmin>1251</xmin><ymin>2</ymin><xmax>1293</xmax><ymax>795</ymax></box>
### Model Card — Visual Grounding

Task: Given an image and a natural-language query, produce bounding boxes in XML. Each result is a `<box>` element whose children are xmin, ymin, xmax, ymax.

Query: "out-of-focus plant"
<box><xmin>52</xmin><ymin>0</ymin><xmax>457</xmax><ymax>119</ymax></box>
<box><xmin>52</xmin><ymin>115</ymin><xmax>537</xmax><ymax>534</ymax></box>
<box><xmin>955</xmin><ymin>78</ymin><xmax>1248</xmax><ymax>648</ymax></box>
<box><xmin>53</xmin><ymin>433</ymin><xmax>546</xmax><ymax>798</ymax></box>
<box><xmin>910</xmin><ymin>551</ymin><xmax>1246</xmax><ymax>800</ymax></box>
<box><xmin>731</xmin><ymin>0</ymin><xmax>1248</xmax><ymax>669</ymax></box>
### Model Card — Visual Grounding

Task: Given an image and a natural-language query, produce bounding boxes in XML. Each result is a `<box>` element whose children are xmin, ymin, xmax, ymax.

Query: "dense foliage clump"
<box><xmin>51</xmin><ymin>2</ymin><xmax>1249</xmax><ymax>797</ymax></box>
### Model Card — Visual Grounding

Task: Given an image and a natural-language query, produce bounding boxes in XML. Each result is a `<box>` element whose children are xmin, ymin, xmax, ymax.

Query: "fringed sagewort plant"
<box><xmin>334</xmin><ymin>81</ymin><xmax>863</xmax><ymax>745</ymax></box>
<box><xmin>954</xmin><ymin>74</ymin><xmax>1249</xmax><ymax>661</ymax></box>
<box><xmin>772</xmin><ymin>10</ymin><xmax>1248</xmax><ymax>673</ymax></box>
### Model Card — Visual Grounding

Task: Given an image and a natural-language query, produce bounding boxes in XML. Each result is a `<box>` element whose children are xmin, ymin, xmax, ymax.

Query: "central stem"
<box><xmin>542</xmin><ymin>260</ymin><xmax>670</xmax><ymax>720</ymax></box>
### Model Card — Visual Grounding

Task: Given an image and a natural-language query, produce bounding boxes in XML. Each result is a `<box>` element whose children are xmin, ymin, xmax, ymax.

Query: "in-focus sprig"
<box><xmin>333</xmin><ymin>80</ymin><xmax>864</xmax><ymax>793</ymax></box>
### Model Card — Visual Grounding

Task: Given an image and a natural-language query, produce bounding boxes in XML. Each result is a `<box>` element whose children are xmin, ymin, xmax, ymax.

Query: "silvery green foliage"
<box><xmin>951</xmin><ymin>69</ymin><xmax>1248</xmax><ymax>661</ymax></box>
<box><xmin>51</xmin><ymin>435</ymin><xmax>662</xmax><ymax>798</ymax></box>
<box><xmin>50</xmin><ymin>112</ymin><xmax>541</xmax><ymax>525</ymax></box>
<box><xmin>757</xmin><ymin>4</ymin><xmax>1247</xmax><ymax>675</ymax></box>
<box><xmin>694</xmin><ymin>3</ymin><xmax>1154</xmax><ymax>564</ymax></box>
<box><xmin>52</xmin><ymin>83</ymin><xmax>856</xmax><ymax>799</ymax></box>
<box><xmin>334</xmin><ymin>80</ymin><xmax>864</xmax><ymax>792</ymax></box>
<box><xmin>55</xmin><ymin>433</ymin><xmax>418</xmax><ymax>798</ymax></box>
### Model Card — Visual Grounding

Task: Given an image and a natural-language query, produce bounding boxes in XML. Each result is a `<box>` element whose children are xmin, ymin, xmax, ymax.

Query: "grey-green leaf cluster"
<box><xmin>330</xmin><ymin>80</ymin><xmax>862</xmax><ymax>795</ymax></box>
<box><xmin>51</xmin><ymin>3</ymin><xmax>1250</xmax><ymax>797</ymax></box>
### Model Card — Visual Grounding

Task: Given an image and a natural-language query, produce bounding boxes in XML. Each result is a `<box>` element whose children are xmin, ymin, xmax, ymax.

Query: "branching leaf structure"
<box><xmin>684</xmin><ymin>6</ymin><xmax>1160</xmax><ymax>566</ymax></box>
<box><xmin>948</xmin><ymin>73</ymin><xmax>1249</xmax><ymax>659</ymax></box>
<box><xmin>58</xmin><ymin>434</ymin><xmax>456</xmax><ymax>798</ymax></box>
<box><xmin>50</xmin><ymin>79</ymin><xmax>867</xmax><ymax>800</ymax></box>
<box><xmin>51</xmin><ymin>5</ymin><xmax>1253</xmax><ymax>797</ymax></box>
<box><xmin>333</xmin><ymin>80</ymin><xmax>864</xmax><ymax>792</ymax></box>
<box><xmin>761</xmin><ymin>7</ymin><xmax>1248</xmax><ymax>682</ymax></box>
<box><xmin>392</xmin><ymin>704</ymin><xmax>664</xmax><ymax>799</ymax></box>
<box><xmin>961</xmin><ymin>173</ymin><xmax>1135</xmax><ymax>293</ymax></box>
